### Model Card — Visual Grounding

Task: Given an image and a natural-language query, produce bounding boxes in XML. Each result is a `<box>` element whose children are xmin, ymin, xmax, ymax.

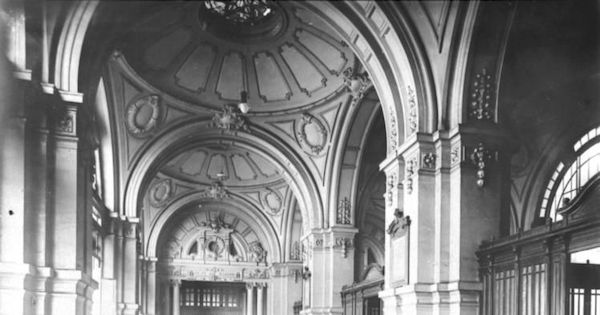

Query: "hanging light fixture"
<box><xmin>203</xmin><ymin>0</ymin><xmax>274</xmax><ymax>25</ymax></box>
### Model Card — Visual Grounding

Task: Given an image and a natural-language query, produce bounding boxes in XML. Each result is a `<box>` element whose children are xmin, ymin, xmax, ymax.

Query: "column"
<box><xmin>303</xmin><ymin>227</ymin><xmax>357</xmax><ymax>315</ymax></box>
<box><xmin>101</xmin><ymin>213</ymin><xmax>119</xmax><ymax>315</ymax></box>
<box><xmin>0</xmin><ymin>59</ymin><xmax>30</xmax><ymax>315</ymax></box>
<box><xmin>445</xmin><ymin>125</ymin><xmax>512</xmax><ymax>315</ymax></box>
<box><xmin>45</xmin><ymin>100</ymin><xmax>92</xmax><ymax>315</ymax></box>
<box><xmin>256</xmin><ymin>283</ymin><xmax>265</xmax><ymax>315</ymax></box>
<box><xmin>246</xmin><ymin>283</ymin><xmax>254</xmax><ymax>315</ymax></box>
<box><xmin>145</xmin><ymin>258</ymin><xmax>157</xmax><ymax>315</ymax></box>
<box><xmin>121</xmin><ymin>218</ymin><xmax>139</xmax><ymax>315</ymax></box>
<box><xmin>161</xmin><ymin>281</ymin><xmax>170</xmax><ymax>315</ymax></box>
<box><xmin>171</xmin><ymin>280</ymin><xmax>180</xmax><ymax>315</ymax></box>
<box><xmin>269</xmin><ymin>263</ymin><xmax>302</xmax><ymax>315</ymax></box>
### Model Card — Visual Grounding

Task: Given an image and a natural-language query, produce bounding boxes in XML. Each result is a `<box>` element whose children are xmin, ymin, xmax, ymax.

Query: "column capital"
<box><xmin>170</xmin><ymin>279</ymin><xmax>181</xmax><ymax>287</ymax></box>
<box><xmin>122</xmin><ymin>217</ymin><xmax>139</xmax><ymax>239</ymax></box>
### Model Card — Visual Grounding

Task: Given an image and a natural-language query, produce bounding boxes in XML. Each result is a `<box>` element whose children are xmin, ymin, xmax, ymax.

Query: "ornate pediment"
<box><xmin>386</xmin><ymin>209</ymin><xmax>411</xmax><ymax>239</ymax></box>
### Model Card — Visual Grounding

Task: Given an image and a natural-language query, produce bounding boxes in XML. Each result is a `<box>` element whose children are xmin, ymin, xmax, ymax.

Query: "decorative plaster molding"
<box><xmin>470</xmin><ymin>142</ymin><xmax>494</xmax><ymax>188</ymax></box>
<box><xmin>422</xmin><ymin>152</ymin><xmax>436</xmax><ymax>169</ymax></box>
<box><xmin>469</xmin><ymin>68</ymin><xmax>494</xmax><ymax>121</ymax></box>
<box><xmin>343</xmin><ymin>67</ymin><xmax>371</xmax><ymax>104</ymax></box>
<box><xmin>296</xmin><ymin>113</ymin><xmax>327</xmax><ymax>155</ymax></box>
<box><xmin>387</xmin><ymin>105</ymin><xmax>398</xmax><ymax>152</ymax></box>
<box><xmin>386</xmin><ymin>209</ymin><xmax>411</xmax><ymax>239</ymax></box>
<box><xmin>148</xmin><ymin>179</ymin><xmax>172</xmax><ymax>207</ymax></box>
<box><xmin>405</xmin><ymin>157</ymin><xmax>417</xmax><ymax>194</ymax></box>
<box><xmin>126</xmin><ymin>95</ymin><xmax>161</xmax><ymax>138</ymax></box>
<box><xmin>52</xmin><ymin>105</ymin><xmax>77</xmax><ymax>136</ymax></box>
<box><xmin>407</xmin><ymin>86</ymin><xmax>418</xmax><ymax>134</ymax></box>
<box><xmin>336</xmin><ymin>197</ymin><xmax>351</xmax><ymax>225</ymax></box>
<box><xmin>201</xmin><ymin>180</ymin><xmax>229</xmax><ymax>200</ymax></box>
<box><xmin>290</xmin><ymin>241</ymin><xmax>302</xmax><ymax>261</ymax></box>
<box><xmin>263</xmin><ymin>188</ymin><xmax>282</xmax><ymax>216</ymax></box>
<box><xmin>386</xmin><ymin>174</ymin><xmax>396</xmax><ymax>207</ymax></box>
<box><xmin>211</xmin><ymin>104</ymin><xmax>248</xmax><ymax>131</ymax></box>
<box><xmin>250</xmin><ymin>242</ymin><xmax>267</xmax><ymax>266</ymax></box>
<box><xmin>450</xmin><ymin>145</ymin><xmax>461</xmax><ymax>166</ymax></box>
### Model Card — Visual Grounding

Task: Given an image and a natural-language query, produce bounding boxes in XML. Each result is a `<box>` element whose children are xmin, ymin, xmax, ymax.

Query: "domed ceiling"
<box><xmin>121</xmin><ymin>1</ymin><xmax>356</xmax><ymax>113</ymax></box>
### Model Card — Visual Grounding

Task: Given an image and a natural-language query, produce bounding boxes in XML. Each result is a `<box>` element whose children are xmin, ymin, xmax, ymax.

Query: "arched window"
<box><xmin>540</xmin><ymin>126</ymin><xmax>600</xmax><ymax>221</ymax></box>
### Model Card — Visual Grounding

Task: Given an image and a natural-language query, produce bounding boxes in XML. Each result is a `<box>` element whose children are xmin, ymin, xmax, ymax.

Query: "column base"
<box><xmin>0</xmin><ymin>262</ymin><xmax>31</xmax><ymax>315</ymax></box>
<box><xmin>379</xmin><ymin>281</ymin><xmax>481</xmax><ymax>315</ymax></box>
<box><xmin>46</xmin><ymin>269</ymin><xmax>94</xmax><ymax>315</ymax></box>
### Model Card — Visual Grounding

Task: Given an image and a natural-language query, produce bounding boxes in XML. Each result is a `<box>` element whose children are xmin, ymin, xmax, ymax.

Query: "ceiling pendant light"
<box><xmin>203</xmin><ymin>0</ymin><xmax>274</xmax><ymax>25</ymax></box>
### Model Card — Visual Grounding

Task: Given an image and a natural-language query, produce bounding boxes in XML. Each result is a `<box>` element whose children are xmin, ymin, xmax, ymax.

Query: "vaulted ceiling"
<box><xmin>94</xmin><ymin>0</ymin><xmax>381</xmax><ymax>262</ymax></box>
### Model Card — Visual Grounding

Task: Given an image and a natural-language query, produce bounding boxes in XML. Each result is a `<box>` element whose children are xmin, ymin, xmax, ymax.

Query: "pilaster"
<box><xmin>301</xmin><ymin>226</ymin><xmax>357</xmax><ymax>315</ymax></box>
<box><xmin>121</xmin><ymin>217</ymin><xmax>139</xmax><ymax>315</ymax></box>
<box><xmin>269</xmin><ymin>262</ymin><xmax>302</xmax><ymax>315</ymax></box>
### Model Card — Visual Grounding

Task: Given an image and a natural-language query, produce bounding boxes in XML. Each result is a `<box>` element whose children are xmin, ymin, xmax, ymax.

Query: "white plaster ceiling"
<box><xmin>121</xmin><ymin>1</ymin><xmax>356</xmax><ymax>113</ymax></box>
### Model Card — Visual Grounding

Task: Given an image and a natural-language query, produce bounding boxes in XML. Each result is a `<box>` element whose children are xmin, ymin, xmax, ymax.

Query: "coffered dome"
<box><xmin>121</xmin><ymin>1</ymin><xmax>356</xmax><ymax>113</ymax></box>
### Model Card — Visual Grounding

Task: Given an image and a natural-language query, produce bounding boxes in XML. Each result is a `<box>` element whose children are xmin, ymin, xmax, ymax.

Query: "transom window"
<box><xmin>541</xmin><ymin>127</ymin><xmax>600</xmax><ymax>221</ymax></box>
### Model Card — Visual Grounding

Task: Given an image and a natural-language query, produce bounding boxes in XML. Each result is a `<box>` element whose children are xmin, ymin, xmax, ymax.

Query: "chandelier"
<box><xmin>203</xmin><ymin>0</ymin><xmax>274</xmax><ymax>25</ymax></box>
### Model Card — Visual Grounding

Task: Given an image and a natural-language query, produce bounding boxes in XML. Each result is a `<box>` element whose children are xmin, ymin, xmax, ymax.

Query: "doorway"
<box><xmin>569</xmin><ymin>247</ymin><xmax>600</xmax><ymax>315</ymax></box>
<box><xmin>180</xmin><ymin>281</ymin><xmax>245</xmax><ymax>315</ymax></box>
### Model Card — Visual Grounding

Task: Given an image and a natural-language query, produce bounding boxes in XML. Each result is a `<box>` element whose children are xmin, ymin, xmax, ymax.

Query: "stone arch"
<box><xmin>329</xmin><ymin>89</ymin><xmax>382</xmax><ymax>225</ymax></box>
<box><xmin>54</xmin><ymin>0</ymin><xmax>439</xmax><ymax>158</ymax></box>
<box><xmin>124</xmin><ymin>118</ymin><xmax>323</xmax><ymax>231</ymax></box>
<box><xmin>147</xmin><ymin>193</ymin><xmax>281</xmax><ymax>263</ymax></box>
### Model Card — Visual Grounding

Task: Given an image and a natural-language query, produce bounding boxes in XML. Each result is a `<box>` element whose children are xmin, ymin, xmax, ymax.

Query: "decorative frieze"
<box><xmin>469</xmin><ymin>68</ymin><xmax>494</xmax><ymax>121</ymax></box>
<box><xmin>336</xmin><ymin>197</ymin><xmax>351</xmax><ymax>225</ymax></box>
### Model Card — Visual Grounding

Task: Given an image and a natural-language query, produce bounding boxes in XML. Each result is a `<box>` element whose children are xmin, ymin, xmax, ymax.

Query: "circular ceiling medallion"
<box><xmin>149</xmin><ymin>179</ymin><xmax>172</xmax><ymax>207</ymax></box>
<box><xmin>126</xmin><ymin>95</ymin><xmax>161</xmax><ymax>138</ymax></box>
<box><xmin>296</xmin><ymin>113</ymin><xmax>327</xmax><ymax>155</ymax></box>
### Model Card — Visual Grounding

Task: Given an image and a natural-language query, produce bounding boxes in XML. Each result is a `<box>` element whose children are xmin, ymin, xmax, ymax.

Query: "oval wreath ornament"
<box><xmin>126</xmin><ymin>95</ymin><xmax>161</xmax><ymax>137</ymax></box>
<box><xmin>296</xmin><ymin>113</ymin><xmax>327</xmax><ymax>155</ymax></box>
